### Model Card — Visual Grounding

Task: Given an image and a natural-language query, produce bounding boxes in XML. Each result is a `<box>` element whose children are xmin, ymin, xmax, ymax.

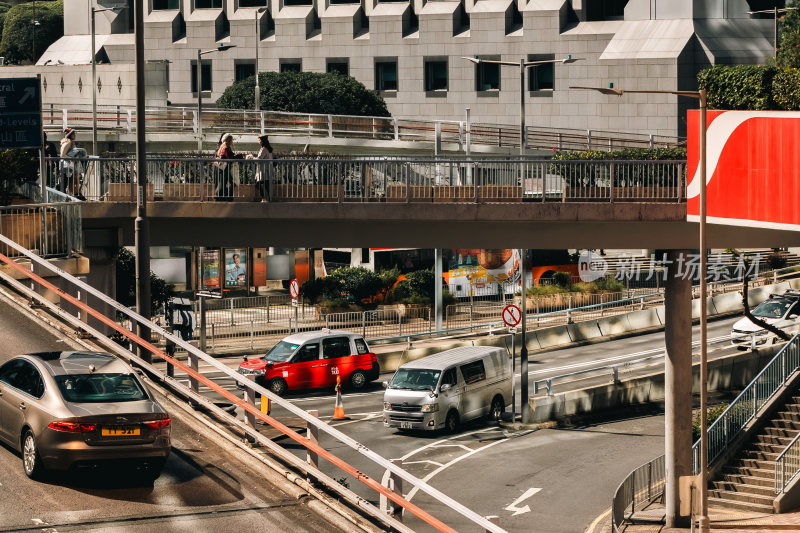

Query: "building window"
<box><xmin>239</xmin><ymin>0</ymin><xmax>266</xmax><ymax>6</ymax></box>
<box><xmin>585</xmin><ymin>0</ymin><xmax>628</xmax><ymax>21</ymax></box>
<box><xmin>195</xmin><ymin>0</ymin><xmax>222</xmax><ymax>8</ymax></box>
<box><xmin>191</xmin><ymin>61</ymin><xmax>212</xmax><ymax>93</ymax></box>
<box><xmin>424</xmin><ymin>59</ymin><xmax>448</xmax><ymax>92</ymax></box>
<box><xmin>284</xmin><ymin>0</ymin><xmax>312</xmax><ymax>5</ymax></box>
<box><xmin>528</xmin><ymin>55</ymin><xmax>554</xmax><ymax>92</ymax></box>
<box><xmin>375</xmin><ymin>60</ymin><xmax>398</xmax><ymax>91</ymax></box>
<box><xmin>280</xmin><ymin>61</ymin><xmax>302</xmax><ymax>73</ymax></box>
<box><xmin>476</xmin><ymin>60</ymin><xmax>500</xmax><ymax>91</ymax></box>
<box><xmin>153</xmin><ymin>0</ymin><xmax>178</xmax><ymax>10</ymax></box>
<box><xmin>327</xmin><ymin>60</ymin><xmax>349</xmax><ymax>76</ymax></box>
<box><xmin>235</xmin><ymin>61</ymin><xmax>256</xmax><ymax>82</ymax></box>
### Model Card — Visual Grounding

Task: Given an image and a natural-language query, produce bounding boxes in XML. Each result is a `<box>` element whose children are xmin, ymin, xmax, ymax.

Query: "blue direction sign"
<box><xmin>0</xmin><ymin>77</ymin><xmax>42</xmax><ymax>149</ymax></box>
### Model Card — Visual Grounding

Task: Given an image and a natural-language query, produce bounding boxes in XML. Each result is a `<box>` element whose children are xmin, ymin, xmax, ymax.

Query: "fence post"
<box><xmin>393</xmin><ymin>117</ymin><xmax>399</xmax><ymax>141</ymax></box>
<box><xmin>116</xmin><ymin>105</ymin><xmax>121</xmax><ymax>127</ymax></box>
<box><xmin>199</xmin><ymin>296</ymin><xmax>207</xmax><ymax>352</ymax></box>
<box><xmin>260</xmin><ymin>111</ymin><xmax>265</xmax><ymax>134</ymax></box>
<box><xmin>266</xmin><ymin>295</ymin><xmax>270</xmax><ymax>323</ymax></box>
<box><xmin>328</xmin><ymin>114</ymin><xmax>333</xmax><ymax>137</ymax></box>
<box><xmin>49</xmin><ymin>103</ymin><xmax>54</xmax><ymax>125</ymax></box>
<box><xmin>388</xmin><ymin>458</ymin><xmax>404</xmax><ymax>521</ymax></box>
<box><xmin>250</xmin><ymin>319</ymin><xmax>255</xmax><ymax>351</ymax></box>
<box><xmin>230</xmin><ymin>298</ymin><xmax>235</xmax><ymax>325</ymax></box>
<box><xmin>566</xmin><ymin>296</ymin><xmax>573</xmax><ymax>324</ymax></box>
<box><xmin>458</xmin><ymin>121</ymin><xmax>464</xmax><ymax>150</ymax></box>
<box><xmin>307</xmin><ymin>409</ymin><xmax>319</xmax><ymax>482</ymax></box>
<box><xmin>62</xmin><ymin>108</ymin><xmax>68</xmax><ymax>130</ymax></box>
<box><xmin>546</xmin><ymin>379</ymin><xmax>552</xmax><ymax>396</ymax></box>
<box><xmin>244</xmin><ymin>374</ymin><xmax>256</xmax><ymax>430</ymax></box>
<box><xmin>211</xmin><ymin>323</ymin><xmax>215</xmax><ymax>351</ymax></box>
<box><xmin>647</xmin><ymin>460</ymin><xmax>652</xmax><ymax>501</ymax></box>
<box><xmin>609</xmin><ymin>162</ymin><xmax>615</xmax><ymax>203</ymax></box>
<box><xmin>587</xmin><ymin>129</ymin><xmax>592</xmax><ymax>151</ymax></box>
<box><xmin>126</xmin><ymin>109</ymin><xmax>133</xmax><ymax>134</ymax></box>
<box><xmin>630</xmin><ymin>470</ymin><xmax>636</xmax><ymax>515</ymax></box>
<box><xmin>362</xmin><ymin>311</ymin><xmax>366</xmax><ymax>338</ymax></box>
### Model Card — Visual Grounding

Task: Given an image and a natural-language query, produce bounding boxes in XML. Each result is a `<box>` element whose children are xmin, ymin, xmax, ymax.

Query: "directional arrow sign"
<box><xmin>0</xmin><ymin>77</ymin><xmax>41</xmax><ymax>149</ymax></box>
<box><xmin>504</xmin><ymin>487</ymin><xmax>541</xmax><ymax>516</ymax></box>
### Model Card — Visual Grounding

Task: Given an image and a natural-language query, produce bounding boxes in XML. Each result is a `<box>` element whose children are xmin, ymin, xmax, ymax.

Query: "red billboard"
<box><xmin>687</xmin><ymin>110</ymin><xmax>800</xmax><ymax>230</ymax></box>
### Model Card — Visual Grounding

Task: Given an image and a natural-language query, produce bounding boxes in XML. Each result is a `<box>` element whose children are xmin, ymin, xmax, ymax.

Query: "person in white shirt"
<box><xmin>247</xmin><ymin>134</ymin><xmax>274</xmax><ymax>202</ymax></box>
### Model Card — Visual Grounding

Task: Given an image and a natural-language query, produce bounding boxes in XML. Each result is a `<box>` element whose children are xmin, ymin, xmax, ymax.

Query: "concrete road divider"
<box><xmin>567</xmin><ymin>321</ymin><xmax>604</xmax><ymax>343</ymax></box>
<box><xmin>747</xmin><ymin>286</ymin><xmax>774</xmax><ymax>307</ymax></box>
<box><xmin>597</xmin><ymin>315</ymin><xmax>633</xmax><ymax>337</ymax></box>
<box><xmin>711</xmin><ymin>292</ymin><xmax>744</xmax><ymax>314</ymax></box>
<box><xmin>691</xmin><ymin>297</ymin><xmax>718</xmax><ymax>320</ymax></box>
<box><xmin>624</xmin><ymin>309</ymin><xmax>662</xmax><ymax>331</ymax></box>
<box><xmin>536</xmin><ymin>326</ymin><xmax>573</xmax><ymax>350</ymax></box>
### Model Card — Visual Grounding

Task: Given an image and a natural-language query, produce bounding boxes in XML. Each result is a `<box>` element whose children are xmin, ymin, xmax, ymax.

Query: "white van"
<box><xmin>382</xmin><ymin>346</ymin><xmax>512</xmax><ymax>433</ymax></box>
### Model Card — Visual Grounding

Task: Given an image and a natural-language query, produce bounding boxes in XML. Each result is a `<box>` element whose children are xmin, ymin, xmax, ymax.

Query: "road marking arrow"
<box><xmin>18</xmin><ymin>86</ymin><xmax>36</xmax><ymax>106</ymax></box>
<box><xmin>504</xmin><ymin>487</ymin><xmax>541</xmax><ymax>516</ymax></box>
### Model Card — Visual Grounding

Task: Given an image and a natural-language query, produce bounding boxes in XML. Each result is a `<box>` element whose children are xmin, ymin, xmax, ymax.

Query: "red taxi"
<box><xmin>237</xmin><ymin>329</ymin><xmax>380</xmax><ymax>395</ymax></box>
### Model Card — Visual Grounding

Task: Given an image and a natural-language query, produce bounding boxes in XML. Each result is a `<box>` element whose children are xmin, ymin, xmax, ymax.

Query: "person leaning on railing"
<box><xmin>246</xmin><ymin>134</ymin><xmax>274</xmax><ymax>202</ymax></box>
<box><xmin>214</xmin><ymin>133</ymin><xmax>244</xmax><ymax>201</ymax></box>
<box><xmin>59</xmin><ymin>128</ymin><xmax>88</xmax><ymax>200</ymax></box>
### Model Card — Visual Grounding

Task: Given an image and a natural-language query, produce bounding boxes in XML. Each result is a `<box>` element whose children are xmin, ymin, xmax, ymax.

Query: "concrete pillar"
<box><xmin>83</xmin><ymin>228</ymin><xmax>122</xmax><ymax>337</ymax></box>
<box><xmin>664</xmin><ymin>249</ymin><xmax>692</xmax><ymax>528</ymax></box>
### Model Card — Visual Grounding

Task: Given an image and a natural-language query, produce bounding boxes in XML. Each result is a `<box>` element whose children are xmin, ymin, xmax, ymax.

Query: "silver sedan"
<box><xmin>0</xmin><ymin>351</ymin><xmax>171</xmax><ymax>481</ymax></box>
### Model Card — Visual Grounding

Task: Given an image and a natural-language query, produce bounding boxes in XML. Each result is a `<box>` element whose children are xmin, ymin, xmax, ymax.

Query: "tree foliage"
<box><xmin>777</xmin><ymin>5</ymin><xmax>800</xmax><ymax>69</ymax></box>
<box><xmin>216</xmin><ymin>71</ymin><xmax>391</xmax><ymax>117</ymax></box>
<box><xmin>0</xmin><ymin>0</ymin><xmax>63</xmax><ymax>64</ymax></box>
<box><xmin>0</xmin><ymin>149</ymin><xmax>37</xmax><ymax>206</ymax></box>
<box><xmin>115</xmin><ymin>247</ymin><xmax>173</xmax><ymax>315</ymax></box>
<box><xmin>697</xmin><ymin>65</ymin><xmax>778</xmax><ymax>110</ymax></box>
<box><xmin>552</xmin><ymin>147</ymin><xmax>687</xmax><ymax>161</ymax></box>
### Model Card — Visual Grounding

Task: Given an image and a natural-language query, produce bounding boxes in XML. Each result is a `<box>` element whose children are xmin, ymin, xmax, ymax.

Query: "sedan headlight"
<box><xmin>383</xmin><ymin>402</ymin><xmax>392</xmax><ymax>411</ymax></box>
<box><xmin>421</xmin><ymin>403</ymin><xmax>439</xmax><ymax>413</ymax></box>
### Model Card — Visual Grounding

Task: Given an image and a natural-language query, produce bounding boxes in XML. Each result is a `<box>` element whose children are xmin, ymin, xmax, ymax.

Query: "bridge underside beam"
<box><xmin>81</xmin><ymin>202</ymin><xmax>800</xmax><ymax>249</ymax></box>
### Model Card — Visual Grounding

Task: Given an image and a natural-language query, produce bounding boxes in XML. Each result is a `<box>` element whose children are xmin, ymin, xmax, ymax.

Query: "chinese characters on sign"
<box><xmin>579</xmin><ymin>251</ymin><xmax>761</xmax><ymax>283</ymax></box>
<box><xmin>0</xmin><ymin>78</ymin><xmax>42</xmax><ymax>150</ymax></box>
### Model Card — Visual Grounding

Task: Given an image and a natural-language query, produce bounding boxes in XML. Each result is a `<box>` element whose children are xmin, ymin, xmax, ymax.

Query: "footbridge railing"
<box><xmin>0</xmin><ymin>232</ymin><xmax>505</xmax><ymax>533</ymax></box>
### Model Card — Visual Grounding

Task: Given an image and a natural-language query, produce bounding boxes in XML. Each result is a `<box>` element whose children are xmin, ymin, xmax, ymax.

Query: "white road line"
<box><xmin>402</xmin><ymin>460</ymin><xmax>444</xmax><ymax>467</ymax></box>
<box><xmin>430</xmin><ymin>443</ymin><xmax>473</xmax><ymax>452</ymax></box>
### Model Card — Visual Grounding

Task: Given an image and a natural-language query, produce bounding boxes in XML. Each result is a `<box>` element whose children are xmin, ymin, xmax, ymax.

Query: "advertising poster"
<box><xmin>225</xmin><ymin>248</ymin><xmax>248</xmax><ymax>287</ymax></box>
<box><xmin>201</xmin><ymin>249</ymin><xmax>220</xmax><ymax>290</ymax></box>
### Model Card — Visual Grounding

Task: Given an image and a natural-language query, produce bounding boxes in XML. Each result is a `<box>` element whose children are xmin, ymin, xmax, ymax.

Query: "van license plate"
<box><xmin>400</xmin><ymin>422</ymin><xmax>413</xmax><ymax>429</ymax></box>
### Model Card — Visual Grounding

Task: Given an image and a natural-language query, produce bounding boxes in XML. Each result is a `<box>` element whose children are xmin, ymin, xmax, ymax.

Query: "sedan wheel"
<box><xmin>22</xmin><ymin>431</ymin><xmax>44</xmax><ymax>480</ymax></box>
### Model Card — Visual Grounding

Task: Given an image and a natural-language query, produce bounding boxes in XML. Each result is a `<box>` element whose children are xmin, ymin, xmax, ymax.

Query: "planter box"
<box><xmin>386</xmin><ymin>184</ymin><xmax>432</xmax><ymax>203</ymax></box>
<box><xmin>273</xmin><ymin>184</ymin><xmax>338</xmax><ymax>202</ymax></box>
<box><xmin>479</xmin><ymin>185</ymin><xmax>522</xmax><ymax>202</ymax></box>
<box><xmin>107</xmin><ymin>183</ymin><xmax>154</xmax><ymax>202</ymax></box>
<box><xmin>0</xmin><ymin>211</ymin><xmax>62</xmax><ymax>256</ymax></box>
<box><xmin>234</xmin><ymin>184</ymin><xmax>256</xmax><ymax>202</ymax></box>
<box><xmin>163</xmin><ymin>183</ymin><xmax>214</xmax><ymax>201</ymax></box>
<box><xmin>433</xmin><ymin>185</ymin><xmax>474</xmax><ymax>203</ymax></box>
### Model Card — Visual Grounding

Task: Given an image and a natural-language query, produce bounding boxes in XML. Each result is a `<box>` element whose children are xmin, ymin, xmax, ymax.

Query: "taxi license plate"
<box><xmin>101</xmin><ymin>426</ymin><xmax>140</xmax><ymax>437</ymax></box>
<box><xmin>400</xmin><ymin>422</ymin><xmax>413</xmax><ymax>429</ymax></box>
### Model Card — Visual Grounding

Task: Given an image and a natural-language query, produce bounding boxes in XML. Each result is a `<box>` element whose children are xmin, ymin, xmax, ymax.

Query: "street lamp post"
<box><xmin>748</xmin><ymin>7</ymin><xmax>797</xmax><ymax>59</ymax></box>
<box><xmin>461</xmin><ymin>56</ymin><xmax>578</xmax><ymax>159</ymax></box>
<box><xmin>197</xmin><ymin>44</ymin><xmax>236</xmax><ymax>151</ymax></box>
<box><xmin>461</xmin><ymin>55</ymin><xmax>577</xmax><ymax>424</ymax></box>
<box><xmin>572</xmin><ymin>84</ymin><xmax>708</xmax><ymax>531</ymax></box>
<box><xmin>91</xmin><ymin>5</ymin><xmax>126</xmax><ymax>156</ymax></box>
<box><xmin>254</xmin><ymin>7</ymin><xmax>268</xmax><ymax>112</ymax></box>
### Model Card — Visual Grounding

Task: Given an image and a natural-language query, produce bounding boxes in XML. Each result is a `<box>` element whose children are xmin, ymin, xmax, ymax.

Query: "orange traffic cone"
<box><xmin>332</xmin><ymin>376</ymin><xmax>350</xmax><ymax>420</ymax></box>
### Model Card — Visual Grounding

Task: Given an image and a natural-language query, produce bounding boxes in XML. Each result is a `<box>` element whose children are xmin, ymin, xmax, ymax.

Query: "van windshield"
<box><xmin>389</xmin><ymin>368</ymin><xmax>441</xmax><ymax>391</ymax></box>
<box><xmin>264</xmin><ymin>341</ymin><xmax>300</xmax><ymax>362</ymax></box>
<box><xmin>752</xmin><ymin>300</ymin><xmax>793</xmax><ymax>319</ymax></box>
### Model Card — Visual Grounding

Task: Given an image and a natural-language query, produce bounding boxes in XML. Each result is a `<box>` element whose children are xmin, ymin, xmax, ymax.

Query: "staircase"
<box><xmin>709</xmin><ymin>392</ymin><xmax>800</xmax><ymax>513</ymax></box>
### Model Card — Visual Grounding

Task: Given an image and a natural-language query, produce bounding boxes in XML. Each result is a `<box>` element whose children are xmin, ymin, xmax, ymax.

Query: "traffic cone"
<box><xmin>332</xmin><ymin>376</ymin><xmax>350</xmax><ymax>420</ymax></box>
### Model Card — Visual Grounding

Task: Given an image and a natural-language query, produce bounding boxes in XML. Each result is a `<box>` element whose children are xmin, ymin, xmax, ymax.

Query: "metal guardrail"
<box><xmin>42</xmin><ymin>104</ymin><xmax>685</xmax><ymax>151</ymax></box>
<box><xmin>0</xmin><ymin>233</ymin><xmax>505</xmax><ymax>533</ymax></box>
<box><xmin>43</xmin><ymin>156</ymin><xmax>688</xmax><ymax>203</ymax></box>
<box><xmin>611</xmin><ymin>455</ymin><xmax>665</xmax><ymax>533</ymax></box>
<box><xmin>692</xmin><ymin>335</ymin><xmax>800</xmax><ymax>475</ymax></box>
<box><xmin>776</xmin><ymin>430</ymin><xmax>800</xmax><ymax>494</ymax></box>
<box><xmin>0</xmin><ymin>202</ymin><xmax>82</xmax><ymax>258</ymax></box>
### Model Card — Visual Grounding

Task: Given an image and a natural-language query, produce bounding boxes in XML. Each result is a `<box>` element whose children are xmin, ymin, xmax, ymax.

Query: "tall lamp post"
<box><xmin>91</xmin><ymin>5</ymin><xmax>126</xmax><ymax>156</ymax></box>
<box><xmin>573</xmin><ymin>84</ymin><xmax>708</xmax><ymax>531</ymax></box>
<box><xmin>196</xmin><ymin>44</ymin><xmax>236</xmax><ymax>151</ymax></box>
<box><xmin>748</xmin><ymin>6</ymin><xmax>797</xmax><ymax>59</ymax></box>
<box><xmin>254</xmin><ymin>7</ymin><xmax>268</xmax><ymax>112</ymax></box>
<box><xmin>461</xmin><ymin>55</ymin><xmax>578</xmax><ymax>424</ymax></box>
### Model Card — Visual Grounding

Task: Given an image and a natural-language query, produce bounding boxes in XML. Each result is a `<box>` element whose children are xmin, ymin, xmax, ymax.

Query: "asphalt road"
<box><xmin>0</xmin><ymin>300</ymin><xmax>352</xmax><ymax>533</ymax></box>
<box><xmin>181</xmin><ymin>317</ymin><xmax>743</xmax><ymax>531</ymax></box>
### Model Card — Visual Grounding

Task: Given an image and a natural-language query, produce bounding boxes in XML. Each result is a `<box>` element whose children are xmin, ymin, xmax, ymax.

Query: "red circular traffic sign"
<box><xmin>289</xmin><ymin>278</ymin><xmax>300</xmax><ymax>299</ymax></box>
<box><xmin>502</xmin><ymin>304</ymin><xmax>522</xmax><ymax>327</ymax></box>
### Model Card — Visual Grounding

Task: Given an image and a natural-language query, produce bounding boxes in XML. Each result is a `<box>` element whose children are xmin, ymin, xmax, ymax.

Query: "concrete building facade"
<box><xmin>30</xmin><ymin>0</ymin><xmax>779</xmax><ymax>137</ymax></box>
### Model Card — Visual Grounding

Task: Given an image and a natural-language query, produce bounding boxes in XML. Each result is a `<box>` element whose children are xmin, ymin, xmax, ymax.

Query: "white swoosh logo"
<box><xmin>687</xmin><ymin>111</ymin><xmax>800</xmax><ymax>199</ymax></box>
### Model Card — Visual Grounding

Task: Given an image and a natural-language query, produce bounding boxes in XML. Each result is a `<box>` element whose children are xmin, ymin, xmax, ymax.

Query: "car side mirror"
<box><xmin>790</xmin><ymin>314</ymin><xmax>799</xmax><ymax>319</ymax></box>
<box><xmin>382</xmin><ymin>381</ymin><xmax>389</xmax><ymax>389</ymax></box>
<box><xmin>266</xmin><ymin>361</ymin><xmax>274</xmax><ymax>368</ymax></box>
<box><xmin>440</xmin><ymin>383</ymin><xmax>451</xmax><ymax>393</ymax></box>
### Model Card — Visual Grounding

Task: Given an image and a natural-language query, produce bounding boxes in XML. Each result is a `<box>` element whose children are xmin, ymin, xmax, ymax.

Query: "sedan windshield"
<box><xmin>752</xmin><ymin>300</ymin><xmax>793</xmax><ymax>319</ymax></box>
<box><xmin>55</xmin><ymin>373</ymin><xmax>147</xmax><ymax>403</ymax></box>
<box><xmin>264</xmin><ymin>341</ymin><xmax>299</xmax><ymax>362</ymax></box>
<box><xmin>389</xmin><ymin>368</ymin><xmax>441</xmax><ymax>391</ymax></box>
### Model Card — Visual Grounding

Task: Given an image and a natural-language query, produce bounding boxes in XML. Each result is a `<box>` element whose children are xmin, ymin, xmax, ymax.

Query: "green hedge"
<box><xmin>697</xmin><ymin>65</ymin><xmax>777</xmax><ymax>110</ymax></box>
<box><xmin>0</xmin><ymin>0</ymin><xmax>63</xmax><ymax>65</ymax></box>
<box><xmin>773</xmin><ymin>68</ymin><xmax>800</xmax><ymax>110</ymax></box>
<box><xmin>552</xmin><ymin>147</ymin><xmax>687</xmax><ymax>161</ymax></box>
<box><xmin>550</xmin><ymin>148</ymin><xmax>687</xmax><ymax>188</ymax></box>
<box><xmin>216</xmin><ymin>71</ymin><xmax>390</xmax><ymax>117</ymax></box>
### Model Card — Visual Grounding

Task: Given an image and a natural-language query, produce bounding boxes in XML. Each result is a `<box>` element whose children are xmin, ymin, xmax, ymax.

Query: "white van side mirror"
<box><xmin>382</xmin><ymin>381</ymin><xmax>389</xmax><ymax>389</ymax></box>
<box><xmin>440</xmin><ymin>383</ymin><xmax>451</xmax><ymax>393</ymax></box>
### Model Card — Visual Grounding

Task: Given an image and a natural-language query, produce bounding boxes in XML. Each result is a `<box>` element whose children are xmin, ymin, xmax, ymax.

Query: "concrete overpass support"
<box><xmin>664</xmin><ymin>249</ymin><xmax>692</xmax><ymax>528</ymax></box>
<box><xmin>83</xmin><ymin>228</ymin><xmax>122</xmax><ymax>337</ymax></box>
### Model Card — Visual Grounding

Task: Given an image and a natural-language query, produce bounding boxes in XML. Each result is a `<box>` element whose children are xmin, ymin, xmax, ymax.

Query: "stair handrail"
<box><xmin>693</xmin><ymin>334</ymin><xmax>800</xmax><ymax>474</ymax></box>
<box><xmin>775</xmin><ymin>426</ymin><xmax>800</xmax><ymax>494</ymax></box>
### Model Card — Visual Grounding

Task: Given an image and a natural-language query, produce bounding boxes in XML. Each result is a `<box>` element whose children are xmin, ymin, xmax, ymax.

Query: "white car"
<box><xmin>731</xmin><ymin>292</ymin><xmax>800</xmax><ymax>348</ymax></box>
